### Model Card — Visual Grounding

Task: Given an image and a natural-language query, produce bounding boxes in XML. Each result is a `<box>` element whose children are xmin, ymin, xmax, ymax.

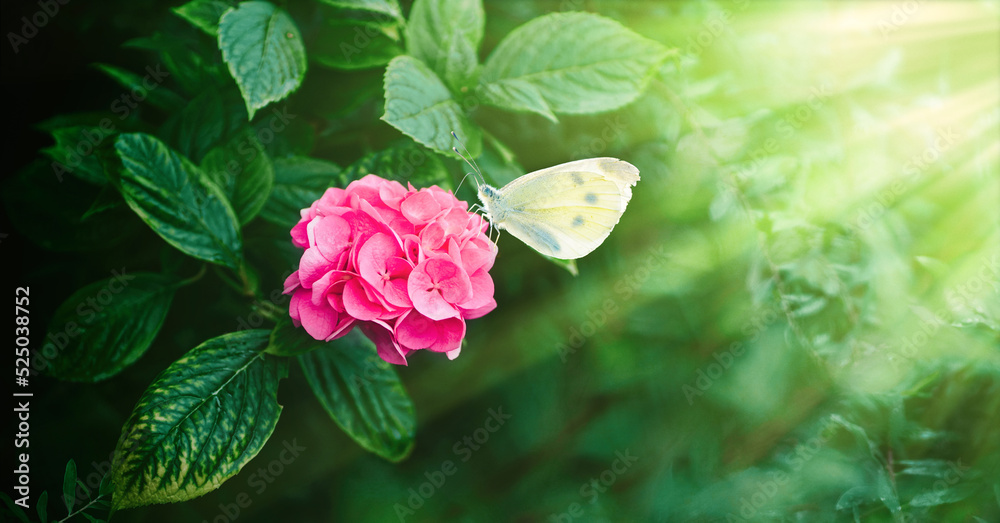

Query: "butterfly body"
<box><xmin>477</xmin><ymin>157</ymin><xmax>640</xmax><ymax>259</ymax></box>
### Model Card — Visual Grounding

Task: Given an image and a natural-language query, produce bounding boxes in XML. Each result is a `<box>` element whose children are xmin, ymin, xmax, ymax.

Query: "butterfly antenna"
<box><xmin>454</xmin><ymin>171</ymin><xmax>475</xmax><ymax>194</ymax></box>
<box><xmin>451</xmin><ymin>132</ymin><xmax>485</xmax><ymax>188</ymax></box>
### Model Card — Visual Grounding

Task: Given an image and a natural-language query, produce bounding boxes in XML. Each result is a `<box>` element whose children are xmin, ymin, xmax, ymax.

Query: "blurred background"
<box><xmin>3</xmin><ymin>1</ymin><xmax>998</xmax><ymax>522</ymax></box>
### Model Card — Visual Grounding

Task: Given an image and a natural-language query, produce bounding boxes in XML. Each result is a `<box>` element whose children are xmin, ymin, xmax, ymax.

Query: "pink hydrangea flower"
<box><xmin>284</xmin><ymin>175</ymin><xmax>497</xmax><ymax>365</ymax></box>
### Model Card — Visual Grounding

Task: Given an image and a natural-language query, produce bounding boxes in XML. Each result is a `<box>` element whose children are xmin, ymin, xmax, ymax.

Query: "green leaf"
<box><xmin>319</xmin><ymin>0</ymin><xmax>402</xmax><ymax>20</ymax></box>
<box><xmin>63</xmin><ymin>460</ymin><xmax>78</xmax><ymax>514</ymax></box>
<box><xmin>81</xmin><ymin>185</ymin><xmax>126</xmax><ymax>221</ymax></box>
<box><xmin>258</xmin><ymin>156</ymin><xmax>342</xmax><ymax>228</ymax></box>
<box><xmin>266</xmin><ymin>316</ymin><xmax>323</xmax><ymax>357</ymax></box>
<box><xmin>115</xmin><ymin>133</ymin><xmax>244</xmax><ymax>269</ymax></box>
<box><xmin>74</xmin><ymin>478</ymin><xmax>91</xmax><ymax>501</ymax></box>
<box><xmin>44</xmin><ymin>273</ymin><xmax>176</xmax><ymax>382</ymax></box>
<box><xmin>158</xmin><ymin>88</ymin><xmax>248</xmax><ymax>163</ymax></box>
<box><xmin>0</xmin><ymin>492</ymin><xmax>30</xmax><ymax>522</ymax></box>
<box><xmin>476</xmin><ymin>133</ymin><xmax>523</xmax><ymax>187</ymax></box>
<box><xmin>479</xmin><ymin>12</ymin><xmax>671</xmax><ymax>120</ymax></box>
<box><xmin>909</xmin><ymin>483</ymin><xmax>977</xmax><ymax>507</ymax></box>
<box><xmin>36</xmin><ymin>491</ymin><xmax>48</xmax><ymax>523</ymax></box>
<box><xmin>836</xmin><ymin>485</ymin><xmax>876</xmax><ymax>511</ymax></box>
<box><xmin>219</xmin><ymin>1</ymin><xmax>307</xmax><ymax>119</ymax></box>
<box><xmin>406</xmin><ymin>0</ymin><xmax>483</xmax><ymax>92</ymax></box>
<box><xmin>111</xmin><ymin>330</ymin><xmax>288</xmax><ymax>510</ymax></box>
<box><xmin>125</xmin><ymin>32</ymin><xmax>230</xmax><ymax>96</ymax></box>
<box><xmin>311</xmin><ymin>18</ymin><xmax>402</xmax><ymax>70</ymax></box>
<box><xmin>42</xmin><ymin>126</ymin><xmax>113</xmax><ymax>186</ymax></box>
<box><xmin>478</xmin><ymin>79</ymin><xmax>558</xmax><ymax>123</ymax></box>
<box><xmin>545</xmin><ymin>256</ymin><xmax>579</xmax><ymax>277</ymax></box>
<box><xmin>93</xmin><ymin>63</ymin><xmax>187</xmax><ymax>112</ymax></box>
<box><xmin>200</xmin><ymin>129</ymin><xmax>275</xmax><ymax>224</ymax></box>
<box><xmin>0</xmin><ymin>161</ymin><xmax>140</xmax><ymax>252</ymax></box>
<box><xmin>341</xmin><ymin>140</ymin><xmax>451</xmax><ymax>189</ymax></box>
<box><xmin>172</xmin><ymin>0</ymin><xmax>235</xmax><ymax>36</ymax></box>
<box><xmin>298</xmin><ymin>330</ymin><xmax>415</xmax><ymax>461</ymax></box>
<box><xmin>381</xmin><ymin>55</ymin><xmax>481</xmax><ymax>158</ymax></box>
<box><xmin>99</xmin><ymin>473</ymin><xmax>113</xmax><ymax>497</ymax></box>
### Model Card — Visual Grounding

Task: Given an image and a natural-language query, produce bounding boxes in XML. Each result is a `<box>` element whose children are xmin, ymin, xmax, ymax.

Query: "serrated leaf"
<box><xmin>172</xmin><ymin>0</ymin><xmax>235</xmax><ymax>36</ymax></box>
<box><xmin>311</xmin><ymin>18</ymin><xmax>401</xmax><ymax>70</ymax></box>
<box><xmin>63</xmin><ymin>460</ymin><xmax>78</xmax><ymax>514</ymax></box>
<box><xmin>93</xmin><ymin>63</ymin><xmax>186</xmax><ymax>112</ymax></box>
<box><xmin>475</xmin><ymin>137</ymin><xmax>523</xmax><ymax>187</ymax></box>
<box><xmin>42</xmin><ymin>126</ymin><xmax>114</xmax><ymax>185</ymax></box>
<box><xmin>341</xmin><ymin>140</ymin><xmax>451</xmax><ymax>189</ymax></box>
<box><xmin>158</xmin><ymin>88</ymin><xmax>248</xmax><ymax>163</ymax></box>
<box><xmin>44</xmin><ymin>273</ymin><xmax>176</xmax><ymax>382</ymax></box>
<box><xmin>111</xmin><ymin>330</ymin><xmax>288</xmax><ymax>510</ymax></box>
<box><xmin>406</xmin><ymin>0</ymin><xmax>483</xmax><ymax>92</ymax></box>
<box><xmin>298</xmin><ymin>330</ymin><xmax>415</xmax><ymax>461</ymax></box>
<box><xmin>381</xmin><ymin>55</ymin><xmax>481</xmax><ymax>157</ymax></box>
<box><xmin>319</xmin><ymin>0</ymin><xmax>402</xmax><ymax>20</ymax></box>
<box><xmin>266</xmin><ymin>316</ymin><xmax>323</xmax><ymax>357</ymax></box>
<box><xmin>125</xmin><ymin>32</ymin><xmax>230</xmax><ymax>96</ymax></box>
<box><xmin>219</xmin><ymin>1</ymin><xmax>307</xmax><ymax>119</ymax></box>
<box><xmin>115</xmin><ymin>133</ymin><xmax>244</xmax><ymax>269</ymax></box>
<box><xmin>258</xmin><ymin>156</ymin><xmax>342</xmax><ymax>228</ymax></box>
<box><xmin>478</xmin><ymin>79</ymin><xmax>557</xmax><ymax>123</ymax></box>
<box><xmin>200</xmin><ymin>129</ymin><xmax>275</xmax><ymax>224</ymax></box>
<box><xmin>479</xmin><ymin>12</ymin><xmax>671</xmax><ymax>119</ymax></box>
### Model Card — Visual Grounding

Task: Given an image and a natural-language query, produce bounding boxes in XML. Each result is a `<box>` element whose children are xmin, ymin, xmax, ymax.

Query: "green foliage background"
<box><xmin>2</xmin><ymin>0</ymin><xmax>998</xmax><ymax>522</ymax></box>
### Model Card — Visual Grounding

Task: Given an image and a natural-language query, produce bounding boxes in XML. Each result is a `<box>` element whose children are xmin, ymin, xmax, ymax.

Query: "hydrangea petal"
<box><xmin>361</xmin><ymin>321</ymin><xmax>409</xmax><ymax>366</ymax></box>
<box><xmin>396</xmin><ymin>309</ymin><xmax>466</xmax><ymax>353</ymax></box>
<box><xmin>408</xmin><ymin>257</ymin><xmax>471</xmax><ymax>320</ymax></box>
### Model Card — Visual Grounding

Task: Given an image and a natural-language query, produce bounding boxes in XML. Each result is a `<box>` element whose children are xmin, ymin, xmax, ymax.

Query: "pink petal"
<box><xmin>343</xmin><ymin>277</ymin><xmax>387</xmax><ymax>321</ymax></box>
<box><xmin>358</xmin><ymin>232</ymin><xmax>403</xmax><ymax>287</ymax></box>
<box><xmin>446</xmin><ymin>347</ymin><xmax>461</xmax><ymax>360</ymax></box>
<box><xmin>381</xmin><ymin>258</ymin><xmax>414</xmax><ymax>308</ymax></box>
<box><xmin>458</xmin><ymin>269</ymin><xmax>495</xmax><ymax>314</ymax></box>
<box><xmin>314</xmin><ymin>187</ymin><xmax>348</xmax><ymax>215</ymax></box>
<box><xmin>378</xmin><ymin>179</ymin><xmax>408</xmax><ymax>208</ymax></box>
<box><xmin>290</xmin><ymin>218</ymin><xmax>310</xmax><ymax>248</ymax></box>
<box><xmin>311</xmin><ymin>270</ymin><xmax>351</xmax><ymax>307</ymax></box>
<box><xmin>407</xmin><ymin>257</ymin><xmax>471</xmax><ymax>320</ymax></box>
<box><xmin>438</xmin><ymin>207</ymin><xmax>472</xmax><ymax>237</ymax></box>
<box><xmin>460</xmin><ymin>298</ymin><xmax>496</xmax><ymax>320</ymax></box>
<box><xmin>298</xmin><ymin>248</ymin><xmax>335</xmax><ymax>289</ymax></box>
<box><xmin>360</xmin><ymin>320</ymin><xmax>408</xmax><ymax>366</ymax></box>
<box><xmin>294</xmin><ymin>288</ymin><xmax>342</xmax><ymax>340</ymax></box>
<box><xmin>396</xmin><ymin>309</ymin><xmax>465</xmax><ymax>352</ymax></box>
<box><xmin>400</xmin><ymin>190</ymin><xmax>443</xmax><ymax>225</ymax></box>
<box><xmin>311</xmin><ymin>215</ymin><xmax>351</xmax><ymax>260</ymax></box>
<box><xmin>283</xmin><ymin>271</ymin><xmax>301</xmax><ymax>294</ymax></box>
<box><xmin>419</xmin><ymin>222</ymin><xmax>446</xmax><ymax>251</ymax></box>
<box><xmin>402</xmin><ymin>235</ymin><xmax>424</xmax><ymax>265</ymax></box>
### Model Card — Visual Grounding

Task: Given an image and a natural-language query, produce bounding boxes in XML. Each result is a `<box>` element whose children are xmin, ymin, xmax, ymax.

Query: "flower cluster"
<box><xmin>284</xmin><ymin>174</ymin><xmax>497</xmax><ymax>365</ymax></box>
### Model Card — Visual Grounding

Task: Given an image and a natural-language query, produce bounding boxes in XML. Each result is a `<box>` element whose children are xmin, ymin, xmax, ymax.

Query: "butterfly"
<box><xmin>474</xmin><ymin>157</ymin><xmax>640</xmax><ymax>259</ymax></box>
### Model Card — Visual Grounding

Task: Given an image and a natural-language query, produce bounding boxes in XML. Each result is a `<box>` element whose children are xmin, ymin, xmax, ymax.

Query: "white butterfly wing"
<box><xmin>480</xmin><ymin>158</ymin><xmax>639</xmax><ymax>259</ymax></box>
